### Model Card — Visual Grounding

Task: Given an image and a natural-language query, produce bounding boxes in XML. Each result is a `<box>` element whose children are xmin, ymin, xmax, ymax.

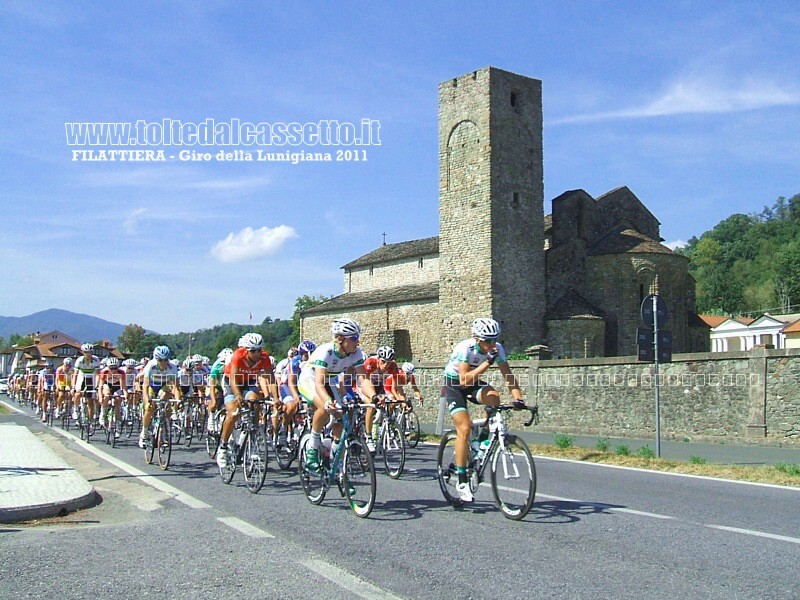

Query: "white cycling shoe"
<box><xmin>456</xmin><ymin>482</ymin><xmax>474</xmax><ymax>503</ymax></box>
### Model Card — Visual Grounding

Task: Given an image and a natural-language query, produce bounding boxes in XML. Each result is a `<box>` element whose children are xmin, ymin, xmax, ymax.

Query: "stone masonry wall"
<box><xmin>300</xmin><ymin>299</ymin><xmax>442</xmax><ymax>362</ymax></box>
<box><xmin>404</xmin><ymin>349</ymin><xmax>800</xmax><ymax>443</ymax></box>
<box><xmin>345</xmin><ymin>254</ymin><xmax>439</xmax><ymax>294</ymax></box>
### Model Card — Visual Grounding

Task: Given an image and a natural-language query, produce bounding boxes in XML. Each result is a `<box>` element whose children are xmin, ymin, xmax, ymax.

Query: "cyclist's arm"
<box><xmin>287</xmin><ymin>368</ymin><xmax>302</xmax><ymax>403</ymax></box>
<box><xmin>497</xmin><ymin>361</ymin><xmax>523</xmax><ymax>401</ymax></box>
<box><xmin>258</xmin><ymin>370</ymin><xmax>278</xmax><ymax>402</ymax></box>
<box><xmin>229</xmin><ymin>363</ymin><xmax>242</xmax><ymax>401</ymax></box>
<box><xmin>457</xmin><ymin>359</ymin><xmax>490</xmax><ymax>387</ymax></box>
<box><xmin>354</xmin><ymin>365</ymin><xmax>377</xmax><ymax>401</ymax></box>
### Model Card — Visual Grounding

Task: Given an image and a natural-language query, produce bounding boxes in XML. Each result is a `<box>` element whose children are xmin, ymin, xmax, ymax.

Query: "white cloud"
<box><xmin>665</xmin><ymin>240</ymin><xmax>687</xmax><ymax>251</ymax></box>
<box><xmin>553</xmin><ymin>73</ymin><xmax>800</xmax><ymax>125</ymax></box>
<box><xmin>210</xmin><ymin>225</ymin><xmax>297</xmax><ymax>263</ymax></box>
<box><xmin>123</xmin><ymin>207</ymin><xmax>146</xmax><ymax>234</ymax></box>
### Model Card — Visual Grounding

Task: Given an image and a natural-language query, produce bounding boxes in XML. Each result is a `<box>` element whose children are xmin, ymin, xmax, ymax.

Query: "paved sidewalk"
<box><xmin>0</xmin><ymin>422</ymin><xmax>97</xmax><ymax>523</ymax></box>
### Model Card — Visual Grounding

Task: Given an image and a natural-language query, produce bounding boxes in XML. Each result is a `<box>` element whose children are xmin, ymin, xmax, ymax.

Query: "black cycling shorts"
<box><xmin>443</xmin><ymin>378</ymin><xmax>487</xmax><ymax>415</ymax></box>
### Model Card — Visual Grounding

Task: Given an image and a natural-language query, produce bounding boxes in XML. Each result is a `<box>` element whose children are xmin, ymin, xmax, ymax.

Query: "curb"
<box><xmin>0</xmin><ymin>421</ymin><xmax>98</xmax><ymax>523</ymax></box>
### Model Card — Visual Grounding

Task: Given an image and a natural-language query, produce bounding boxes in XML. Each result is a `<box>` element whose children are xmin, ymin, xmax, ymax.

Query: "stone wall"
<box><xmin>405</xmin><ymin>348</ymin><xmax>800</xmax><ymax>443</ymax></box>
<box><xmin>346</xmin><ymin>254</ymin><xmax>439</xmax><ymax>294</ymax></box>
<box><xmin>546</xmin><ymin>317</ymin><xmax>605</xmax><ymax>359</ymax></box>
<box><xmin>300</xmin><ymin>299</ymin><xmax>442</xmax><ymax>362</ymax></box>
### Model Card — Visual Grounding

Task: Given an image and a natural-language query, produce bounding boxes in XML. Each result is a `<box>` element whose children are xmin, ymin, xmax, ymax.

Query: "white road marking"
<box><xmin>217</xmin><ymin>516</ymin><xmax>273</xmax><ymax>538</ymax></box>
<box><xmin>535</xmin><ymin>454</ymin><xmax>800</xmax><ymax>492</ymax></box>
<box><xmin>300</xmin><ymin>558</ymin><xmax>403</xmax><ymax>600</ymax></box>
<box><xmin>706</xmin><ymin>524</ymin><xmax>800</xmax><ymax>545</ymax></box>
<box><xmin>1</xmin><ymin>400</ymin><xmax>25</xmax><ymax>414</ymax></box>
<box><xmin>46</xmin><ymin>422</ymin><xmax>211</xmax><ymax>509</ymax></box>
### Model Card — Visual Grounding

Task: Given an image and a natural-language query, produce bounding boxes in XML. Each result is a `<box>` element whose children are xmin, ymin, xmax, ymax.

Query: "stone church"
<box><xmin>301</xmin><ymin>67</ymin><xmax>709</xmax><ymax>361</ymax></box>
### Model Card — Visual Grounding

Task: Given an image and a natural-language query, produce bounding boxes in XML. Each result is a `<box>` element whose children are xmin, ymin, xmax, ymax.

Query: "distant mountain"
<box><xmin>0</xmin><ymin>308</ymin><xmax>129</xmax><ymax>345</ymax></box>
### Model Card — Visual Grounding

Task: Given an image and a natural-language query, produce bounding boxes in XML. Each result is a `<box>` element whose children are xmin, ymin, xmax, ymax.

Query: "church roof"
<box><xmin>302</xmin><ymin>282</ymin><xmax>440</xmax><ymax>315</ymax></box>
<box><xmin>546</xmin><ymin>290</ymin><xmax>605</xmax><ymax>320</ymax></box>
<box><xmin>342</xmin><ymin>236</ymin><xmax>439</xmax><ymax>269</ymax></box>
<box><xmin>588</xmin><ymin>226</ymin><xmax>676</xmax><ymax>256</ymax></box>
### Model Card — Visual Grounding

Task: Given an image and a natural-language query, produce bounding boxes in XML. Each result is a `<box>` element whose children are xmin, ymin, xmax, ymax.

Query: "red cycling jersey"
<box><xmin>224</xmin><ymin>347</ymin><xmax>272</xmax><ymax>388</ymax></box>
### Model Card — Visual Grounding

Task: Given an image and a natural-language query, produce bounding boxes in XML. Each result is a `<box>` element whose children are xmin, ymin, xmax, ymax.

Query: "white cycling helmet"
<box><xmin>238</xmin><ymin>332</ymin><xmax>264</xmax><ymax>350</ymax></box>
<box><xmin>123</xmin><ymin>358</ymin><xmax>137</xmax><ymax>367</ymax></box>
<box><xmin>153</xmin><ymin>345</ymin><xmax>171</xmax><ymax>360</ymax></box>
<box><xmin>331</xmin><ymin>318</ymin><xmax>361</xmax><ymax>337</ymax></box>
<box><xmin>401</xmin><ymin>362</ymin><xmax>415</xmax><ymax>375</ymax></box>
<box><xmin>217</xmin><ymin>347</ymin><xmax>234</xmax><ymax>361</ymax></box>
<box><xmin>201</xmin><ymin>355</ymin><xmax>210</xmax><ymax>365</ymax></box>
<box><xmin>471</xmin><ymin>317</ymin><xmax>501</xmax><ymax>340</ymax></box>
<box><xmin>191</xmin><ymin>353</ymin><xmax>203</xmax><ymax>364</ymax></box>
<box><xmin>377</xmin><ymin>346</ymin><xmax>395</xmax><ymax>361</ymax></box>
<box><xmin>81</xmin><ymin>343</ymin><xmax>94</xmax><ymax>353</ymax></box>
<box><xmin>63</xmin><ymin>357</ymin><xmax>73</xmax><ymax>366</ymax></box>
<box><xmin>107</xmin><ymin>358</ymin><xmax>119</xmax><ymax>368</ymax></box>
<box><xmin>182</xmin><ymin>357</ymin><xmax>192</xmax><ymax>369</ymax></box>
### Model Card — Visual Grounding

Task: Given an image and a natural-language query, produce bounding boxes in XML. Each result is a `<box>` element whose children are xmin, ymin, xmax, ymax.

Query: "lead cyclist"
<box><xmin>443</xmin><ymin>317</ymin><xmax>525</xmax><ymax>503</ymax></box>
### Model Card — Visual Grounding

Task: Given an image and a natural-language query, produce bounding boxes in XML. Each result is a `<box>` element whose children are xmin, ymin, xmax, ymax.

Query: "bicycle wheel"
<box><xmin>404</xmin><ymin>410</ymin><xmax>421</xmax><ymax>448</ymax></box>
<box><xmin>219</xmin><ymin>442</ymin><xmax>236</xmax><ymax>484</ymax></box>
<box><xmin>243</xmin><ymin>428</ymin><xmax>268</xmax><ymax>494</ymax></box>
<box><xmin>297</xmin><ymin>435</ymin><xmax>327</xmax><ymax>505</ymax></box>
<box><xmin>381</xmin><ymin>421</ymin><xmax>405</xmax><ymax>479</ymax></box>
<box><xmin>206</xmin><ymin>430</ymin><xmax>220</xmax><ymax>459</ymax></box>
<box><xmin>156</xmin><ymin>421</ymin><xmax>171</xmax><ymax>470</ymax></box>
<box><xmin>276</xmin><ymin>437</ymin><xmax>294</xmax><ymax>470</ymax></box>
<box><xmin>194</xmin><ymin>405</ymin><xmax>207</xmax><ymax>441</ymax></box>
<box><xmin>144</xmin><ymin>425</ymin><xmax>155</xmax><ymax>464</ymax></box>
<box><xmin>342</xmin><ymin>438</ymin><xmax>376</xmax><ymax>518</ymax></box>
<box><xmin>490</xmin><ymin>435</ymin><xmax>536</xmax><ymax>520</ymax></box>
<box><xmin>436</xmin><ymin>431</ymin><xmax>464</xmax><ymax>507</ymax></box>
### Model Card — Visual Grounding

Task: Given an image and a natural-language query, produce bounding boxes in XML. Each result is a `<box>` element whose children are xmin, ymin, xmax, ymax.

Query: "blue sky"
<box><xmin>1</xmin><ymin>1</ymin><xmax>798</xmax><ymax>334</ymax></box>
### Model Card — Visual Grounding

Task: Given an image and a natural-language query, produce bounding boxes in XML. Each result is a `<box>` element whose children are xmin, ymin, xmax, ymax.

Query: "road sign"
<box><xmin>641</xmin><ymin>294</ymin><xmax>668</xmax><ymax>328</ymax></box>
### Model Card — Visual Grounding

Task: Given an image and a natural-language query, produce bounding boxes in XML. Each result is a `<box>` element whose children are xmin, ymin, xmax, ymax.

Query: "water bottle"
<box><xmin>470</xmin><ymin>438</ymin><xmax>481</xmax><ymax>458</ymax></box>
<box><xmin>237</xmin><ymin>428</ymin><xmax>246</xmax><ymax>447</ymax></box>
<box><xmin>322</xmin><ymin>438</ymin><xmax>332</xmax><ymax>458</ymax></box>
<box><xmin>477</xmin><ymin>438</ymin><xmax>491</xmax><ymax>461</ymax></box>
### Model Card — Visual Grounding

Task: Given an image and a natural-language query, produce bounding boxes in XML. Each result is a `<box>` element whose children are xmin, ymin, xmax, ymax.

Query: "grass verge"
<box><xmin>421</xmin><ymin>434</ymin><xmax>800</xmax><ymax>487</ymax></box>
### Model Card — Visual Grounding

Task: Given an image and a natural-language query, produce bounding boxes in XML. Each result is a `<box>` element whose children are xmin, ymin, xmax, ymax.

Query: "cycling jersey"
<box><xmin>360</xmin><ymin>356</ymin><xmax>399</xmax><ymax>391</ymax></box>
<box><xmin>55</xmin><ymin>366</ymin><xmax>73</xmax><ymax>390</ymax></box>
<box><xmin>74</xmin><ymin>355</ymin><xmax>101</xmax><ymax>389</ymax></box>
<box><xmin>98</xmin><ymin>367</ymin><xmax>126</xmax><ymax>391</ymax></box>
<box><xmin>384</xmin><ymin>371</ymin><xmax>415</xmax><ymax>397</ymax></box>
<box><xmin>224</xmin><ymin>347</ymin><xmax>272</xmax><ymax>389</ymax></box>
<box><xmin>297</xmin><ymin>343</ymin><xmax>365</xmax><ymax>401</ymax></box>
<box><xmin>444</xmin><ymin>338</ymin><xmax>508</xmax><ymax>381</ymax></box>
<box><xmin>143</xmin><ymin>359</ymin><xmax>178</xmax><ymax>391</ymax></box>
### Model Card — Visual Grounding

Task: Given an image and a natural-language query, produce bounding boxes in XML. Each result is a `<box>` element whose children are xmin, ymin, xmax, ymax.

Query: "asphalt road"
<box><xmin>2</xmin><ymin>404</ymin><xmax>799</xmax><ymax>599</ymax></box>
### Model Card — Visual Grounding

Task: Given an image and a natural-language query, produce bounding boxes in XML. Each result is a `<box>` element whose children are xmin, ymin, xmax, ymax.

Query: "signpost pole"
<box><xmin>652</xmin><ymin>294</ymin><xmax>661</xmax><ymax>458</ymax></box>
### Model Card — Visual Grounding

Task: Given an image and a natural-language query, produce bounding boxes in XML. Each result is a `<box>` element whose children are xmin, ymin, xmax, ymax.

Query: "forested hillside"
<box><xmin>678</xmin><ymin>194</ymin><xmax>800</xmax><ymax>315</ymax></box>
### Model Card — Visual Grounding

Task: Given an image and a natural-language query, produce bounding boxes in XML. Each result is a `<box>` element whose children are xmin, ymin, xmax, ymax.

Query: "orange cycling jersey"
<box><xmin>224</xmin><ymin>347</ymin><xmax>273</xmax><ymax>388</ymax></box>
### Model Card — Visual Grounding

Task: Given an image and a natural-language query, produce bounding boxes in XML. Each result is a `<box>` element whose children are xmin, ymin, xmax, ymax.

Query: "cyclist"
<box><xmin>273</xmin><ymin>340</ymin><xmax>315</xmax><ymax>447</ymax></box>
<box><xmin>444</xmin><ymin>317</ymin><xmax>524</xmax><ymax>502</ymax></box>
<box><xmin>217</xmin><ymin>333</ymin><xmax>279</xmax><ymax>469</ymax></box>
<box><xmin>54</xmin><ymin>358</ymin><xmax>74</xmax><ymax>419</ymax></box>
<box><xmin>297</xmin><ymin>318</ymin><xmax>379</xmax><ymax>473</ymax></box>
<box><xmin>37</xmin><ymin>361</ymin><xmax>56</xmax><ymax>422</ymax></box>
<box><xmin>358</xmin><ymin>345</ymin><xmax>399</xmax><ymax>452</ymax></box>
<box><xmin>72</xmin><ymin>343</ymin><xmax>101</xmax><ymax>422</ymax></box>
<box><xmin>138</xmin><ymin>346</ymin><xmax>182</xmax><ymax>449</ymax></box>
<box><xmin>207</xmin><ymin>347</ymin><xmax>232</xmax><ymax>434</ymax></box>
<box><xmin>385</xmin><ymin>361</ymin><xmax>424</xmax><ymax>411</ymax></box>
<box><xmin>98</xmin><ymin>357</ymin><xmax>128</xmax><ymax>436</ymax></box>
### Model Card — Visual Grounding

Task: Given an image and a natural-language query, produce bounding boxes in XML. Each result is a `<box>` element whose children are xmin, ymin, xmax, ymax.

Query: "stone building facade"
<box><xmin>301</xmin><ymin>66</ymin><xmax>706</xmax><ymax>360</ymax></box>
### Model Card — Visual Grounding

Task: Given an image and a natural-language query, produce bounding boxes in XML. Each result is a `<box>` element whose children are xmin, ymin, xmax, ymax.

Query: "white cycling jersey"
<box><xmin>444</xmin><ymin>338</ymin><xmax>507</xmax><ymax>381</ymax></box>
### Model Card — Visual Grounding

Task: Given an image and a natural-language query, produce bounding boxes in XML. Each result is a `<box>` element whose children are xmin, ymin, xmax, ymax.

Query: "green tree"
<box><xmin>9</xmin><ymin>333</ymin><xmax>34</xmax><ymax>347</ymax></box>
<box><xmin>117</xmin><ymin>323</ymin><xmax>147</xmax><ymax>353</ymax></box>
<box><xmin>289</xmin><ymin>294</ymin><xmax>331</xmax><ymax>346</ymax></box>
<box><xmin>774</xmin><ymin>243</ymin><xmax>800</xmax><ymax>310</ymax></box>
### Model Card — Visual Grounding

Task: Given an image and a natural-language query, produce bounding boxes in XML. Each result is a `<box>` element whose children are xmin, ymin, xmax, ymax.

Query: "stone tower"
<box><xmin>438</xmin><ymin>67</ymin><xmax>545</xmax><ymax>352</ymax></box>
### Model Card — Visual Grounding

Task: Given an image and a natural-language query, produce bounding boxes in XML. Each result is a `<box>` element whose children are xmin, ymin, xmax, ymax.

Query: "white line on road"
<box><xmin>217</xmin><ymin>516</ymin><xmax>273</xmax><ymax>538</ymax></box>
<box><xmin>1</xmin><ymin>400</ymin><xmax>25</xmax><ymax>415</ymax></box>
<box><xmin>535</xmin><ymin>454</ymin><xmax>800</xmax><ymax>492</ymax></box>
<box><xmin>706</xmin><ymin>524</ymin><xmax>800</xmax><ymax>545</ymax></box>
<box><xmin>46</xmin><ymin>423</ymin><xmax>211</xmax><ymax>509</ymax></box>
<box><xmin>300</xmin><ymin>559</ymin><xmax>404</xmax><ymax>600</ymax></box>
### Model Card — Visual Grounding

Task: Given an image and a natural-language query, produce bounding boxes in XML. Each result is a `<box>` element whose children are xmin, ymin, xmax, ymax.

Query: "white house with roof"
<box><xmin>710</xmin><ymin>314</ymin><xmax>800</xmax><ymax>351</ymax></box>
